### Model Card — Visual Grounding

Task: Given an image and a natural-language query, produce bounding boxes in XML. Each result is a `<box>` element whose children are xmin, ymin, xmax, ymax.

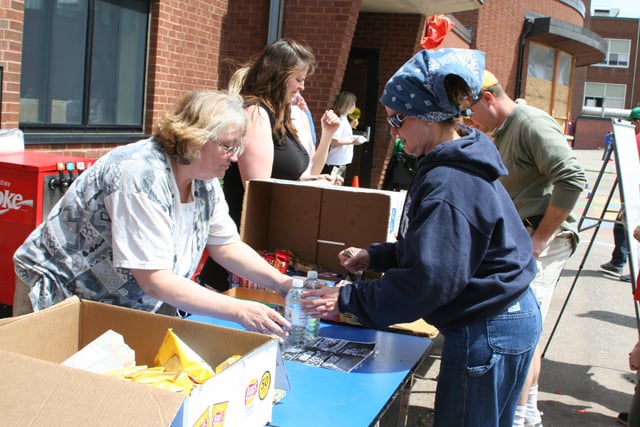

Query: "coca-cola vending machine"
<box><xmin>0</xmin><ymin>151</ymin><xmax>93</xmax><ymax>317</ymax></box>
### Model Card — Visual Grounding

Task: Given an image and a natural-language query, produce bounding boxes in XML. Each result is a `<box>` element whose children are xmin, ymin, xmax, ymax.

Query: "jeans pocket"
<box><xmin>467</xmin><ymin>353</ymin><xmax>501</xmax><ymax>377</ymax></box>
<box><xmin>487</xmin><ymin>309</ymin><xmax>540</xmax><ymax>355</ymax></box>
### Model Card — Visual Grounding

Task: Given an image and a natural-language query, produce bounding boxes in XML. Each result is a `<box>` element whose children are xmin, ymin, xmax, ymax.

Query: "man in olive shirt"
<box><xmin>468</xmin><ymin>71</ymin><xmax>586</xmax><ymax>427</ymax></box>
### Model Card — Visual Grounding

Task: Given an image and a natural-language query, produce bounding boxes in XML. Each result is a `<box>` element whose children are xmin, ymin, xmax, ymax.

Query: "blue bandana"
<box><xmin>380</xmin><ymin>48</ymin><xmax>485</xmax><ymax>122</ymax></box>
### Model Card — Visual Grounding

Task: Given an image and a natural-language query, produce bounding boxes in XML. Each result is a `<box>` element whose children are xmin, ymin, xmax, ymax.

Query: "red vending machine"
<box><xmin>0</xmin><ymin>151</ymin><xmax>93</xmax><ymax>317</ymax></box>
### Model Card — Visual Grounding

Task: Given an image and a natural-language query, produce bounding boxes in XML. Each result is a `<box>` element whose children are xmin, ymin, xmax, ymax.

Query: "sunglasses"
<box><xmin>469</xmin><ymin>91</ymin><xmax>487</xmax><ymax>107</ymax></box>
<box><xmin>387</xmin><ymin>113</ymin><xmax>407</xmax><ymax>129</ymax></box>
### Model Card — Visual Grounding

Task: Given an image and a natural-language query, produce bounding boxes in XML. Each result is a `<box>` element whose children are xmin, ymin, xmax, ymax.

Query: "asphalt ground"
<box><xmin>379</xmin><ymin>148</ymin><xmax>638</xmax><ymax>427</ymax></box>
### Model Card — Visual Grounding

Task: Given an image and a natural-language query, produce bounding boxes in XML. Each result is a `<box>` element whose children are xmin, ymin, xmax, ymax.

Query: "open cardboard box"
<box><xmin>240</xmin><ymin>179</ymin><xmax>406</xmax><ymax>274</ymax></box>
<box><xmin>0</xmin><ymin>297</ymin><xmax>278</xmax><ymax>427</ymax></box>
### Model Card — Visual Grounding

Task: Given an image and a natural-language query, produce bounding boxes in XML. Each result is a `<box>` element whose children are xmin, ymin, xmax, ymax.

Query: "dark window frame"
<box><xmin>19</xmin><ymin>0</ymin><xmax>151</xmax><ymax>145</ymax></box>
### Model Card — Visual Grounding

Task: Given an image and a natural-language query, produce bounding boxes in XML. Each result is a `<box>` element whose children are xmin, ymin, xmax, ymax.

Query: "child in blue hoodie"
<box><xmin>304</xmin><ymin>48</ymin><xmax>541</xmax><ymax>427</ymax></box>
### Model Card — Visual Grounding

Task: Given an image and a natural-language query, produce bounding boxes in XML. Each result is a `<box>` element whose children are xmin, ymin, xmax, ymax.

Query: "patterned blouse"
<box><xmin>14</xmin><ymin>138</ymin><xmax>239</xmax><ymax>312</ymax></box>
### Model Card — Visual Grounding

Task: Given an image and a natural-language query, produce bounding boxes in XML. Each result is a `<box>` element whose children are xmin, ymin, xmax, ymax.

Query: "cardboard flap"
<box><xmin>0</xmin><ymin>296</ymin><xmax>82</xmax><ymax>362</ymax></box>
<box><xmin>0</xmin><ymin>349</ymin><xmax>184</xmax><ymax>426</ymax></box>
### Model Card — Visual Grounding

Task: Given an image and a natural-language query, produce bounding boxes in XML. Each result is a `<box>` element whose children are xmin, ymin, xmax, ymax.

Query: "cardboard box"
<box><xmin>0</xmin><ymin>297</ymin><xmax>278</xmax><ymax>427</ymax></box>
<box><xmin>240</xmin><ymin>179</ymin><xmax>406</xmax><ymax>274</ymax></box>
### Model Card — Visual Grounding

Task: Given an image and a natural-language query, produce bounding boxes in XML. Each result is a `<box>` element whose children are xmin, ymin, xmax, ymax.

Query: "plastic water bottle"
<box><xmin>284</xmin><ymin>279</ymin><xmax>306</xmax><ymax>351</ymax></box>
<box><xmin>303</xmin><ymin>270</ymin><xmax>322</xmax><ymax>343</ymax></box>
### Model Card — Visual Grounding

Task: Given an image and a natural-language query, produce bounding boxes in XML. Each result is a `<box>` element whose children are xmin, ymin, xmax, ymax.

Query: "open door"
<box><xmin>341</xmin><ymin>48</ymin><xmax>380</xmax><ymax>188</ymax></box>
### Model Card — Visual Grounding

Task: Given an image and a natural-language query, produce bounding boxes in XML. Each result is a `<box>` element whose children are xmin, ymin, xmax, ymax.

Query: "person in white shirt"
<box><xmin>13</xmin><ymin>90</ymin><xmax>292</xmax><ymax>340</ymax></box>
<box><xmin>322</xmin><ymin>91</ymin><xmax>365</xmax><ymax>179</ymax></box>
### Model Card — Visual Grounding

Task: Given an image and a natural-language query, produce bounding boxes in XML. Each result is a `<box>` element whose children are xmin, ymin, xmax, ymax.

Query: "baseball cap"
<box><xmin>481</xmin><ymin>70</ymin><xmax>499</xmax><ymax>91</ymax></box>
<box><xmin>627</xmin><ymin>106</ymin><xmax>640</xmax><ymax>121</ymax></box>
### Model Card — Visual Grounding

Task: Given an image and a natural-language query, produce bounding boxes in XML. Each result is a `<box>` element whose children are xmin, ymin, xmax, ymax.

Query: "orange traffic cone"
<box><xmin>351</xmin><ymin>176</ymin><xmax>360</xmax><ymax>187</ymax></box>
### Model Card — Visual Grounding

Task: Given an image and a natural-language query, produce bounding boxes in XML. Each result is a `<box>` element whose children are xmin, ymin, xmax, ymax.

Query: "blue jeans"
<box><xmin>611</xmin><ymin>215</ymin><xmax>628</xmax><ymax>267</ymax></box>
<box><xmin>434</xmin><ymin>288</ymin><xmax>542</xmax><ymax>427</ymax></box>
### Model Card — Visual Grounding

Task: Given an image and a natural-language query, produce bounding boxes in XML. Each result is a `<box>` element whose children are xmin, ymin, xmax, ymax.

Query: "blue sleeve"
<box><xmin>367</xmin><ymin>242</ymin><xmax>398</xmax><ymax>271</ymax></box>
<box><xmin>339</xmin><ymin>200</ymin><xmax>480</xmax><ymax>329</ymax></box>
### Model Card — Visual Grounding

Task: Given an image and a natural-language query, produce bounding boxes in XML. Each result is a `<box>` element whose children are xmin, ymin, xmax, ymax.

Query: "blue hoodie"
<box><xmin>338</xmin><ymin>127</ymin><xmax>536</xmax><ymax>330</ymax></box>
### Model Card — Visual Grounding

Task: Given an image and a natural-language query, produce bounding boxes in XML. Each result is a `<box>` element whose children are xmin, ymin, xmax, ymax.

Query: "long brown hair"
<box><xmin>241</xmin><ymin>39</ymin><xmax>315</xmax><ymax>144</ymax></box>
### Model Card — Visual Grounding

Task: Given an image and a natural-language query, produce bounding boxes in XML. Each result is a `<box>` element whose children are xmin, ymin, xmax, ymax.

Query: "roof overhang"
<box><xmin>361</xmin><ymin>0</ymin><xmax>483</xmax><ymax>15</ymax></box>
<box><xmin>526</xmin><ymin>16</ymin><xmax>606</xmax><ymax>67</ymax></box>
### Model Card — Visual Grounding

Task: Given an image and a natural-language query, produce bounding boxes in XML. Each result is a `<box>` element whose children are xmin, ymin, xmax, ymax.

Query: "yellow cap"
<box><xmin>481</xmin><ymin>70</ymin><xmax>499</xmax><ymax>91</ymax></box>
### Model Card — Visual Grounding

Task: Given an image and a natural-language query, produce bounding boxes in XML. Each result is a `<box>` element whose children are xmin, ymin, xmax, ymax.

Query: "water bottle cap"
<box><xmin>292</xmin><ymin>279</ymin><xmax>304</xmax><ymax>288</ymax></box>
<box><xmin>307</xmin><ymin>270</ymin><xmax>318</xmax><ymax>279</ymax></box>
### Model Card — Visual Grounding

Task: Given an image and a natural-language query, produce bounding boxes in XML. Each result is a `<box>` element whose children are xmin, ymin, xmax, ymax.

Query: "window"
<box><xmin>19</xmin><ymin>0</ymin><xmax>149</xmax><ymax>136</ymax></box>
<box><xmin>584</xmin><ymin>82</ymin><xmax>626</xmax><ymax>109</ymax></box>
<box><xmin>596</xmin><ymin>39</ymin><xmax>630</xmax><ymax>68</ymax></box>
<box><xmin>525</xmin><ymin>43</ymin><xmax>575</xmax><ymax>132</ymax></box>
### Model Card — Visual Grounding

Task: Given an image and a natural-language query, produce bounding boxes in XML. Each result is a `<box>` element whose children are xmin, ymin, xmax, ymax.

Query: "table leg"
<box><xmin>396</xmin><ymin>373</ymin><xmax>413</xmax><ymax>427</ymax></box>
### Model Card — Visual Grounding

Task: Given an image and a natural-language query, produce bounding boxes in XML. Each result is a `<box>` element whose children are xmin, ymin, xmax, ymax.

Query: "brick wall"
<box><xmin>0</xmin><ymin>1</ymin><xmax>24</xmax><ymax>129</ymax></box>
<box><xmin>572</xmin><ymin>16</ymin><xmax>640</xmax><ymax>150</ymax></box>
<box><xmin>219</xmin><ymin>0</ymin><xmax>270</xmax><ymax>88</ymax></box>
<box><xmin>573</xmin><ymin>116</ymin><xmax>611</xmax><ymax>150</ymax></box>
<box><xmin>0</xmin><ymin>0</ymin><xmax>604</xmax><ymax>171</ymax></box>
<box><xmin>282</xmin><ymin>0</ymin><xmax>362</xmax><ymax>127</ymax></box>
<box><xmin>146</xmin><ymin>0</ymin><xmax>229</xmax><ymax>131</ymax></box>
<box><xmin>0</xmin><ymin>0</ymin><xmax>236</xmax><ymax>159</ymax></box>
<box><xmin>466</xmin><ymin>0</ymin><xmax>584</xmax><ymax>97</ymax></box>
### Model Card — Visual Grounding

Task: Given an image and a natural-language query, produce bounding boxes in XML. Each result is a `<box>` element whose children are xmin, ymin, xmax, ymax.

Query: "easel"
<box><xmin>543</xmin><ymin>119</ymin><xmax>640</xmax><ymax>356</ymax></box>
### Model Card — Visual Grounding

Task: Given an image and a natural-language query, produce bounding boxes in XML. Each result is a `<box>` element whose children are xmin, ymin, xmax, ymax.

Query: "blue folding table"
<box><xmin>189</xmin><ymin>315</ymin><xmax>433</xmax><ymax>427</ymax></box>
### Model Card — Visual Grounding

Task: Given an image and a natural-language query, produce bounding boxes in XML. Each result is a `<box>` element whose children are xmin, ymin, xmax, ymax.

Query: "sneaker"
<box><xmin>601</xmin><ymin>262</ymin><xmax>624</xmax><ymax>275</ymax></box>
<box><xmin>620</xmin><ymin>274</ymin><xmax>631</xmax><ymax>282</ymax></box>
<box><xmin>617</xmin><ymin>412</ymin><xmax>629</xmax><ymax>426</ymax></box>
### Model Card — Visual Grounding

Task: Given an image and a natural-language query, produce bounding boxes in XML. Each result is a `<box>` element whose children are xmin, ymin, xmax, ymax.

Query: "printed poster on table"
<box><xmin>282</xmin><ymin>336</ymin><xmax>376</xmax><ymax>373</ymax></box>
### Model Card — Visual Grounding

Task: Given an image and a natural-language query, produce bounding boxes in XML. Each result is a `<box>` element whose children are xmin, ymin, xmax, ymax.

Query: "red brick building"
<box><xmin>0</xmin><ymin>0</ymin><xmax>605</xmax><ymax>188</ymax></box>
<box><xmin>570</xmin><ymin>11</ymin><xmax>640</xmax><ymax>149</ymax></box>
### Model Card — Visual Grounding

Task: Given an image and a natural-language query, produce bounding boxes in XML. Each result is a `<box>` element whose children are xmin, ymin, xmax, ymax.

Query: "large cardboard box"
<box><xmin>0</xmin><ymin>297</ymin><xmax>277</xmax><ymax>427</ymax></box>
<box><xmin>240</xmin><ymin>179</ymin><xmax>406</xmax><ymax>274</ymax></box>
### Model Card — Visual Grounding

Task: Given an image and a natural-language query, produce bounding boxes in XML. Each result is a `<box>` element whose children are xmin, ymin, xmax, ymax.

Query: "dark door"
<box><xmin>341</xmin><ymin>48</ymin><xmax>379</xmax><ymax>188</ymax></box>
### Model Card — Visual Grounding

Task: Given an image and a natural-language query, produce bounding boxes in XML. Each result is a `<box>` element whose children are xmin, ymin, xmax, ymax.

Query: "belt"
<box><xmin>522</xmin><ymin>215</ymin><xmax>543</xmax><ymax>230</ymax></box>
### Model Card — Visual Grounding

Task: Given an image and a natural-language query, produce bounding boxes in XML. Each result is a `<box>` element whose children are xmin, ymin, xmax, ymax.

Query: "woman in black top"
<box><xmin>199</xmin><ymin>39</ymin><xmax>339</xmax><ymax>290</ymax></box>
<box><xmin>225</xmin><ymin>38</ymin><xmax>339</xmax><ymax>224</ymax></box>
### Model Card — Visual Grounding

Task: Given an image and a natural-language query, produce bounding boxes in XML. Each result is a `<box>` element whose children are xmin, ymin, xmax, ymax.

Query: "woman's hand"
<box><xmin>339</xmin><ymin>247</ymin><xmax>369</xmax><ymax>273</ymax></box>
<box><xmin>302</xmin><ymin>286</ymin><xmax>340</xmax><ymax>318</ymax></box>
<box><xmin>235</xmin><ymin>299</ymin><xmax>291</xmax><ymax>343</ymax></box>
<box><xmin>321</xmin><ymin>109</ymin><xmax>341</xmax><ymax>135</ymax></box>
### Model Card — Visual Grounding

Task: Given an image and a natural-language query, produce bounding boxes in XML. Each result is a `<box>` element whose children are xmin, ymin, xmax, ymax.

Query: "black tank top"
<box><xmin>223</xmin><ymin>103</ymin><xmax>309</xmax><ymax>225</ymax></box>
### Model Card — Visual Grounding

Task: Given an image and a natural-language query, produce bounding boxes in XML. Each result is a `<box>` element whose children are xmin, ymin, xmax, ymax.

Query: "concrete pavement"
<box><xmin>380</xmin><ymin>148</ymin><xmax>638</xmax><ymax>426</ymax></box>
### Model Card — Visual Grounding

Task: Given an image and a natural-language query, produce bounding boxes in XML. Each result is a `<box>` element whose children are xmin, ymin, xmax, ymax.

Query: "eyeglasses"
<box><xmin>215</xmin><ymin>141</ymin><xmax>242</xmax><ymax>156</ymax></box>
<box><xmin>461</xmin><ymin>109</ymin><xmax>473</xmax><ymax>119</ymax></box>
<box><xmin>387</xmin><ymin>113</ymin><xmax>407</xmax><ymax>129</ymax></box>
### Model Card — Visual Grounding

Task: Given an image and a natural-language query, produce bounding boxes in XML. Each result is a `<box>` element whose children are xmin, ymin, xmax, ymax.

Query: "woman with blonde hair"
<box><xmin>14</xmin><ymin>90</ymin><xmax>292</xmax><ymax>339</ymax></box>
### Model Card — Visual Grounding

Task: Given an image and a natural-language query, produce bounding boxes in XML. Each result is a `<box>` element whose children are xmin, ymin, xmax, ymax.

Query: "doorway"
<box><xmin>341</xmin><ymin>48</ymin><xmax>379</xmax><ymax>188</ymax></box>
